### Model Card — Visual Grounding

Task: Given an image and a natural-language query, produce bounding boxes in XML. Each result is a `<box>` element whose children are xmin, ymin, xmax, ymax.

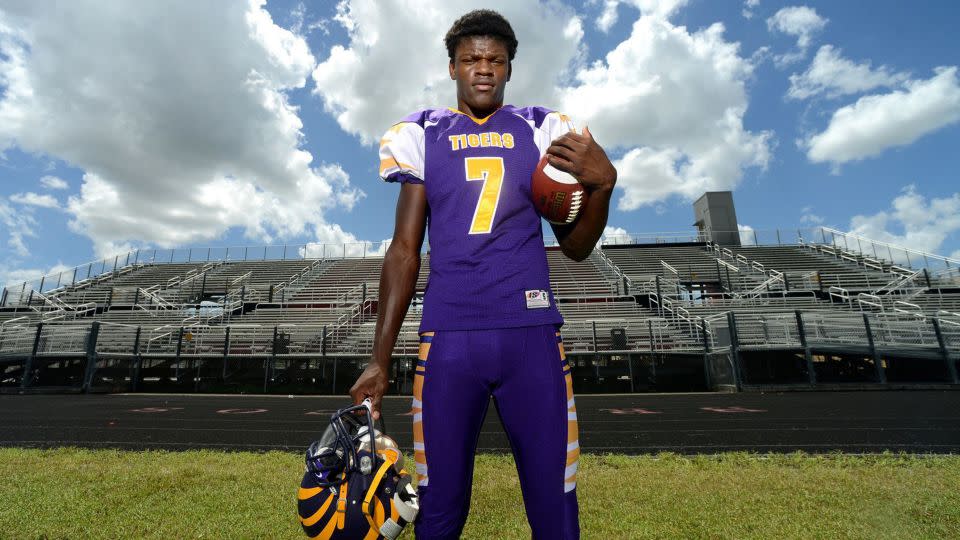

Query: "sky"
<box><xmin>1</xmin><ymin>0</ymin><xmax>959</xmax><ymax>288</ymax></box>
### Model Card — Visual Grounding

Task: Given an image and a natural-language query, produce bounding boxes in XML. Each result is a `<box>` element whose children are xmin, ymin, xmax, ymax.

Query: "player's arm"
<box><xmin>547</xmin><ymin>126</ymin><xmax>618</xmax><ymax>262</ymax></box>
<box><xmin>350</xmin><ymin>182</ymin><xmax>427</xmax><ymax>420</ymax></box>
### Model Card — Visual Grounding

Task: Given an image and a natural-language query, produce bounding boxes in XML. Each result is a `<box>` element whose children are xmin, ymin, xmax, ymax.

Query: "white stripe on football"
<box><xmin>542</xmin><ymin>162</ymin><xmax>580</xmax><ymax>184</ymax></box>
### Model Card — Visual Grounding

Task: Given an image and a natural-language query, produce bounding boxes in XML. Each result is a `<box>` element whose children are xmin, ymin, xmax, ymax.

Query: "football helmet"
<box><xmin>297</xmin><ymin>399</ymin><xmax>419</xmax><ymax>539</ymax></box>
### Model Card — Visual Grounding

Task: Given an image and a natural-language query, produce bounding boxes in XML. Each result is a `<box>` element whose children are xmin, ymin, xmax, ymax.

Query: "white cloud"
<box><xmin>287</xmin><ymin>2</ymin><xmax>331</xmax><ymax>37</ymax></box>
<box><xmin>766</xmin><ymin>6</ymin><xmax>827</xmax><ymax>66</ymax></box>
<box><xmin>601</xmin><ymin>225</ymin><xmax>631</xmax><ymax>244</ymax></box>
<box><xmin>738</xmin><ymin>224</ymin><xmax>756</xmax><ymax>245</ymax></box>
<box><xmin>10</xmin><ymin>192</ymin><xmax>59</xmax><ymax>209</ymax></box>
<box><xmin>312</xmin><ymin>0</ymin><xmax>585</xmax><ymax>145</ymax></box>
<box><xmin>596</xmin><ymin>1</ymin><xmax>620</xmax><ymax>32</ymax></box>
<box><xmin>311</xmin><ymin>1</ymin><xmax>769</xmax><ymax>211</ymax></box>
<box><xmin>566</xmin><ymin>14</ymin><xmax>771</xmax><ymax>210</ymax></box>
<box><xmin>788</xmin><ymin>45</ymin><xmax>908</xmax><ymax>100</ymax></box>
<box><xmin>0</xmin><ymin>262</ymin><xmax>73</xmax><ymax>292</ymax></box>
<box><xmin>742</xmin><ymin>0</ymin><xmax>760</xmax><ymax>20</ymax></box>
<box><xmin>633</xmin><ymin>0</ymin><xmax>688</xmax><ymax>18</ymax></box>
<box><xmin>806</xmin><ymin>67</ymin><xmax>960</xmax><ymax>165</ymax></box>
<box><xmin>0</xmin><ymin>199</ymin><xmax>37</xmax><ymax>256</ymax></box>
<box><xmin>613</xmin><ymin>147</ymin><xmax>684</xmax><ymax>209</ymax></box>
<box><xmin>595</xmin><ymin>0</ymin><xmax>688</xmax><ymax>31</ymax></box>
<box><xmin>0</xmin><ymin>262</ymin><xmax>72</xmax><ymax>292</ymax></box>
<box><xmin>39</xmin><ymin>175</ymin><xmax>68</xmax><ymax>190</ymax></box>
<box><xmin>301</xmin><ymin>222</ymin><xmax>390</xmax><ymax>258</ymax></box>
<box><xmin>767</xmin><ymin>6</ymin><xmax>826</xmax><ymax>49</ymax></box>
<box><xmin>288</xmin><ymin>2</ymin><xmax>307</xmax><ymax>34</ymax></box>
<box><xmin>800</xmin><ymin>206</ymin><xmax>824</xmax><ymax>225</ymax></box>
<box><xmin>314</xmin><ymin>1</ymin><xmax>770</xmax><ymax>210</ymax></box>
<box><xmin>596</xmin><ymin>1</ymin><xmax>622</xmax><ymax>32</ymax></box>
<box><xmin>849</xmin><ymin>185</ymin><xmax>960</xmax><ymax>258</ymax></box>
<box><xmin>0</xmin><ymin>0</ymin><xmax>361</xmax><ymax>258</ymax></box>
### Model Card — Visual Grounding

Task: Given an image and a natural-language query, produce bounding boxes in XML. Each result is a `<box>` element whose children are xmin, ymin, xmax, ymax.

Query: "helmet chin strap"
<box><xmin>356</xmin><ymin>398</ymin><xmax>420</xmax><ymax>539</ymax></box>
<box><xmin>362</xmin><ymin>456</ymin><xmax>394</xmax><ymax>529</ymax></box>
<box><xmin>362</xmin><ymin>449</ymin><xmax>419</xmax><ymax>540</ymax></box>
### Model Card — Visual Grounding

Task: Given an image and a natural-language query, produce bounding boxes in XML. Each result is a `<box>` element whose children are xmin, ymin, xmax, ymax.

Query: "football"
<box><xmin>531</xmin><ymin>154</ymin><xmax>587</xmax><ymax>225</ymax></box>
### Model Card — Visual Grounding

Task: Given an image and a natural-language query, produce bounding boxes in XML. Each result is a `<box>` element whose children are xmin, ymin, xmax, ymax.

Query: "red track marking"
<box><xmin>701</xmin><ymin>406</ymin><xmax>767</xmax><ymax>413</ymax></box>
<box><xmin>600</xmin><ymin>408</ymin><xmax>663</xmax><ymax>415</ymax></box>
<box><xmin>216</xmin><ymin>408</ymin><xmax>268</xmax><ymax>415</ymax></box>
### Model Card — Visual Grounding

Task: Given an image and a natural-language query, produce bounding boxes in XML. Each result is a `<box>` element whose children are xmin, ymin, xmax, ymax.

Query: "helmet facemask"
<box><xmin>305</xmin><ymin>403</ymin><xmax>372</xmax><ymax>487</ymax></box>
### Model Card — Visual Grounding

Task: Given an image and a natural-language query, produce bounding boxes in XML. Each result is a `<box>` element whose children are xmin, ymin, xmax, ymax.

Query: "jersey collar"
<box><xmin>447</xmin><ymin>106</ymin><xmax>502</xmax><ymax>125</ymax></box>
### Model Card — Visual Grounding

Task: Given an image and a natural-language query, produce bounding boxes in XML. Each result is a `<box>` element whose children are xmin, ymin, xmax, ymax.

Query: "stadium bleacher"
<box><xmin>1</xmin><ymin>227</ymin><xmax>958</xmax><ymax>393</ymax></box>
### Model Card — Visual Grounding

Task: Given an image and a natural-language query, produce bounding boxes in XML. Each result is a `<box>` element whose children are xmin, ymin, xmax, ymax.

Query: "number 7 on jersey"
<box><xmin>465</xmin><ymin>157</ymin><xmax>505</xmax><ymax>235</ymax></box>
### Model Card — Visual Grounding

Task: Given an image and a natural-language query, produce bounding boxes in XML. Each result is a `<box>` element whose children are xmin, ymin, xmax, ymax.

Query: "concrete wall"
<box><xmin>693</xmin><ymin>191</ymin><xmax>741</xmax><ymax>246</ymax></box>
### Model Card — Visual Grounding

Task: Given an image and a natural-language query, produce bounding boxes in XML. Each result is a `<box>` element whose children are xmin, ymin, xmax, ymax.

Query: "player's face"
<box><xmin>449</xmin><ymin>35</ymin><xmax>511</xmax><ymax>119</ymax></box>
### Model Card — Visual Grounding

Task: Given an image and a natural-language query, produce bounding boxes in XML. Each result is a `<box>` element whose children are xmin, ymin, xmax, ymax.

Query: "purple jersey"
<box><xmin>379</xmin><ymin>106</ymin><xmax>576</xmax><ymax>331</ymax></box>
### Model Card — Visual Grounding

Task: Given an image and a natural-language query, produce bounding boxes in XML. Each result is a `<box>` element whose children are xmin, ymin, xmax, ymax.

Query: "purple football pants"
<box><xmin>411</xmin><ymin>325</ymin><xmax>580</xmax><ymax>539</ymax></box>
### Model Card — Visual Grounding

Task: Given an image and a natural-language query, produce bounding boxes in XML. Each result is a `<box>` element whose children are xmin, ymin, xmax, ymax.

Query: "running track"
<box><xmin>1</xmin><ymin>391</ymin><xmax>958</xmax><ymax>454</ymax></box>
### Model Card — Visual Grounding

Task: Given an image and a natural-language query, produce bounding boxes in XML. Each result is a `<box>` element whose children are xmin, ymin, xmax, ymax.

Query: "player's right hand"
<box><xmin>547</xmin><ymin>126</ymin><xmax>617</xmax><ymax>193</ymax></box>
<box><xmin>349</xmin><ymin>363</ymin><xmax>389</xmax><ymax>421</ymax></box>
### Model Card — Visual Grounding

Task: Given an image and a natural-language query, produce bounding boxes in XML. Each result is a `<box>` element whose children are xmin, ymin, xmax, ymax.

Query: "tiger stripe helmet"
<box><xmin>297</xmin><ymin>400</ymin><xmax>419</xmax><ymax>540</ymax></box>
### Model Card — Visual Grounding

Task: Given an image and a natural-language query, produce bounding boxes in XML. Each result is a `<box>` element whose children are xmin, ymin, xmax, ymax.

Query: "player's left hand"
<box><xmin>546</xmin><ymin>126</ymin><xmax>617</xmax><ymax>193</ymax></box>
<box><xmin>350</xmin><ymin>363</ymin><xmax>389</xmax><ymax>421</ymax></box>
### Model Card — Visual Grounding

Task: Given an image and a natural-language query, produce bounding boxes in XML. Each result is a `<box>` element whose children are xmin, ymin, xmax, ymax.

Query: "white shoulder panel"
<box><xmin>379</xmin><ymin>122</ymin><xmax>426</xmax><ymax>182</ymax></box>
<box><xmin>533</xmin><ymin>111</ymin><xmax>577</xmax><ymax>157</ymax></box>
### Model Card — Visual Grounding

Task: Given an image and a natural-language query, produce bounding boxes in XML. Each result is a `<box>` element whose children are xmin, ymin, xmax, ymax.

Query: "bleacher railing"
<box><xmin>1</xmin><ymin>240</ymin><xmax>393</xmax><ymax>307</ymax></box>
<box><xmin>7</xmin><ymin>226</ymin><xmax>956</xmax><ymax>307</ymax></box>
<box><xmin>3</xmin><ymin>308</ymin><xmax>957</xmax><ymax>363</ymax></box>
<box><xmin>272</xmin><ymin>258</ymin><xmax>328</xmax><ymax>299</ymax></box>
<box><xmin>606</xmin><ymin>227</ymin><xmax>958</xmax><ymax>277</ymax></box>
<box><xmin>699</xmin><ymin>310</ymin><xmax>952</xmax><ymax>353</ymax></box>
<box><xmin>816</xmin><ymin>227</ymin><xmax>957</xmax><ymax>274</ymax></box>
<box><xmin>600</xmin><ymin>228</ymin><xmax>821</xmax><ymax>248</ymax></box>
<box><xmin>587</xmin><ymin>248</ymin><xmax>632</xmax><ymax>294</ymax></box>
<box><xmin>0</xmin><ymin>321</ymin><xmax>35</xmax><ymax>354</ymax></box>
<box><xmin>0</xmin><ymin>227</ymin><xmax>960</xmax><ymax>354</ymax></box>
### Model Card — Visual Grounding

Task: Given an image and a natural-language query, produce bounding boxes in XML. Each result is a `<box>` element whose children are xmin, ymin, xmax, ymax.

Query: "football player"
<box><xmin>350</xmin><ymin>9</ymin><xmax>617</xmax><ymax>539</ymax></box>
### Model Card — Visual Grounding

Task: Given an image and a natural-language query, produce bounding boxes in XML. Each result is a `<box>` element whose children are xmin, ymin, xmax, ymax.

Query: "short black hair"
<box><xmin>445</xmin><ymin>9</ymin><xmax>518</xmax><ymax>61</ymax></box>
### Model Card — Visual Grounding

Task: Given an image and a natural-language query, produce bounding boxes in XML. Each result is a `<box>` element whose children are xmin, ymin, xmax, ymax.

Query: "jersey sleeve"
<box><xmin>533</xmin><ymin>111</ymin><xmax>577</xmax><ymax>157</ymax></box>
<box><xmin>379</xmin><ymin>121</ymin><xmax>426</xmax><ymax>184</ymax></box>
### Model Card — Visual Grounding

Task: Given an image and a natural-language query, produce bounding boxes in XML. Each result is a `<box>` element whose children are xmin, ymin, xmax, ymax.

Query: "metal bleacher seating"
<box><xmin>729</xmin><ymin>245</ymin><xmax>896</xmax><ymax>292</ymax></box>
<box><xmin>2</xmin><ymin>229</ymin><xmax>958</xmax><ymax>392</ymax></box>
<box><xmin>602</xmin><ymin>245</ymin><xmax>720</xmax><ymax>287</ymax></box>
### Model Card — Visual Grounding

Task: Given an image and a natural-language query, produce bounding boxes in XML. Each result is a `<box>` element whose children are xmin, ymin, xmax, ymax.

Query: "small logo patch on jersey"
<box><xmin>525</xmin><ymin>290</ymin><xmax>550</xmax><ymax>309</ymax></box>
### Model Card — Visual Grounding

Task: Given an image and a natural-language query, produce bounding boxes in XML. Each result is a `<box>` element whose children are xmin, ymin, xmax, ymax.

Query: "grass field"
<box><xmin>1</xmin><ymin>448</ymin><xmax>959</xmax><ymax>539</ymax></box>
